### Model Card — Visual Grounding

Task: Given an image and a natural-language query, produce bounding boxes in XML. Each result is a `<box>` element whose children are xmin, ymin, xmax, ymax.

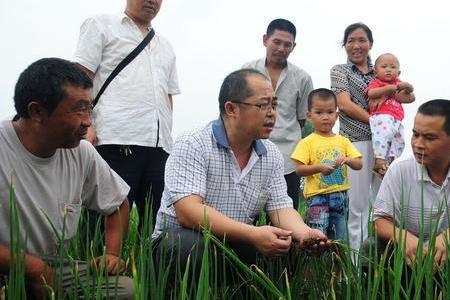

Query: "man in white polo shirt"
<box><xmin>373</xmin><ymin>99</ymin><xmax>450</xmax><ymax>268</ymax></box>
<box><xmin>242</xmin><ymin>18</ymin><xmax>313</xmax><ymax>208</ymax></box>
<box><xmin>74</xmin><ymin>0</ymin><xmax>180</xmax><ymax>230</ymax></box>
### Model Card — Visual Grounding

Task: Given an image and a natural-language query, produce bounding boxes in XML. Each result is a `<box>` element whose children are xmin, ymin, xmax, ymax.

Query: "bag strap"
<box><xmin>92</xmin><ymin>28</ymin><xmax>155</xmax><ymax>107</ymax></box>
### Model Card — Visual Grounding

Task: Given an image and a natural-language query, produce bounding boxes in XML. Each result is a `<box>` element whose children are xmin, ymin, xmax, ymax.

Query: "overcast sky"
<box><xmin>1</xmin><ymin>0</ymin><xmax>449</xmax><ymax>156</ymax></box>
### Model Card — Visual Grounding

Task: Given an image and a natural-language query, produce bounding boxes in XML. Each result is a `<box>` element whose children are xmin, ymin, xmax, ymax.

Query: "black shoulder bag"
<box><xmin>92</xmin><ymin>28</ymin><xmax>155</xmax><ymax>107</ymax></box>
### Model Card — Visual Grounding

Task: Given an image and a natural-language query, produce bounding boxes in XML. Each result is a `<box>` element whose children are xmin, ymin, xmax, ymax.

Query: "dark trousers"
<box><xmin>87</xmin><ymin>145</ymin><xmax>168</xmax><ymax>240</ymax></box>
<box><xmin>284</xmin><ymin>171</ymin><xmax>300</xmax><ymax>209</ymax></box>
<box><xmin>153</xmin><ymin>228</ymin><xmax>257</xmax><ymax>285</ymax></box>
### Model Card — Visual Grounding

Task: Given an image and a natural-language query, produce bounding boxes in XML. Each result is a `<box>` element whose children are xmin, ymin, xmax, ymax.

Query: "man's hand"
<box><xmin>404</xmin><ymin>234</ymin><xmax>424</xmax><ymax>268</ymax></box>
<box><xmin>94</xmin><ymin>254</ymin><xmax>126</xmax><ymax>275</ymax></box>
<box><xmin>433</xmin><ymin>232</ymin><xmax>448</xmax><ymax>269</ymax></box>
<box><xmin>296</xmin><ymin>227</ymin><xmax>328</xmax><ymax>244</ymax></box>
<box><xmin>250</xmin><ymin>226</ymin><xmax>293</xmax><ymax>257</ymax></box>
<box><xmin>26</xmin><ymin>258</ymin><xmax>55</xmax><ymax>299</ymax></box>
<box><xmin>85</xmin><ymin>127</ymin><xmax>97</xmax><ymax>146</ymax></box>
<box><xmin>319</xmin><ymin>164</ymin><xmax>335</xmax><ymax>176</ymax></box>
<box><xmin>295</xmin><ymin>227</ymin><xmax>333</xmax><ymax>255</ymax></box>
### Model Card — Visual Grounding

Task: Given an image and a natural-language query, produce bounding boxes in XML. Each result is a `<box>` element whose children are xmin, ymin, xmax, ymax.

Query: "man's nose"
<box><xmin>413</xmin><ymin>136</ymin><xmax>425</xmax><ymax>149</ymax></box>
<box><xmin>81</xmin><ymin>112</ymin><xmax>92</xmax><ymax>127</ymax></box>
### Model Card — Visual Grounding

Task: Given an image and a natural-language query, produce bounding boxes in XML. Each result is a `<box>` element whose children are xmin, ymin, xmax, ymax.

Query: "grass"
<box><xmin>2</xmin><ymin>169</ymin><xmax>450</xmax><ymax>299</ymax></box>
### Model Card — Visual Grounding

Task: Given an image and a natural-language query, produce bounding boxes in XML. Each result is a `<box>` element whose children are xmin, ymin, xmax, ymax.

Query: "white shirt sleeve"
<box><xmin>73</xmin><ymin>17</ymin><xmax>106</xmax><ymax>73</ymax></box>
<box><xmin>168</xmin><ymin>56</ymin><xmax>181</xmax><ymax>95</ymax></box>
<box><xmin>80</xmin><ymin>142</ymin><xmax>130</xmax><ymax>215</ymax></box>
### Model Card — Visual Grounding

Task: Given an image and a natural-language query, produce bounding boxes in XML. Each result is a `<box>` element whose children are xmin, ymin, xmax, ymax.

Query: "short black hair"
<box><xmin>417</xmin><ymin>99</ymin><xmax>450</xmax><ymax>135</ymax></box>
<box><xmin>14</xmin><ymin>57</ymin><xmax>93</xmax><ymax>118</ymax></box>
<box><xmin>267</xmin><ymin>18</ymin><xmax>296</xmax><ymax>39</ymax></box>
<box><xmin>218</xmin><ymin>69</ymin><xmax>268</xmax><ymax>116</ymax></box>
<box><xmin>342</xmin><ymin>22</ymin><xmax>373</xmax><ymax>47</ymax></box>
<box><xmin>307</xmin><ymin>88</ymin><xmax>337</xmax><ymax>111</ymax></box>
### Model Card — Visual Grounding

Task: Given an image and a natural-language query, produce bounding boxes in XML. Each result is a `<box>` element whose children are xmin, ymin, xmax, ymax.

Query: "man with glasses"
<box><xmin>152</xmin><ymin>69</ymin><xmax>327</xmax><ymax>279</ymax></box>
<box><xmin>243</xmin><ymin>19</ymin><xmax>314</xmax><ymax>208</ymax></box>
<box><xmin>0</xmin><ymin>58</ymin><xmax>133</xmax><ymax>298</ymax></box>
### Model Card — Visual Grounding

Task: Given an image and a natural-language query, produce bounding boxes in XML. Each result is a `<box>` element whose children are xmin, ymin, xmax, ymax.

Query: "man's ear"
<box><xmin>224</xmin><ymin>101</ymin><xmax>238</xmax><ymax>117</ymax></box>
<box><xmin>27</xmin><ymin>101</ymin><xmax>47</xmax><ymax>122</ymax></box>
<box><xmin>398</xmin><ymin>70</ymin><xmax>402</xmax><ymax>76</ymax></box>
<box><xmin>306</xmin><ymin>111</ymin><xmax>311</xmax><ymax>119</ymax></box>
<box><xmin>263</xmin><ymin>34</ymin><xmax>269</xmax><ymax>47</ymax></box>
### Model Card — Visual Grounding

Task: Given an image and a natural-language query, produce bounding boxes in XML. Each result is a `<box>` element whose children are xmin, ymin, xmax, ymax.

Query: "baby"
<box><xmin>365</xmin><ymin>53</ymin><xmax>415</xmax><ymax>177</ymax></box>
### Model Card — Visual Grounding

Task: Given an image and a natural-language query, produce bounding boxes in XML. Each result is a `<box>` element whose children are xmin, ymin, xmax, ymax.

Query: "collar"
<box><xmin>211</xmin><ymin>117</ymin><xmax>267</xmax><ymax>156</ymax></box>
<box><xmin>415</xmin><ymin>160</ymin><xmax>450</xmax><ymax>183</ymax></box>
<box><xmin>346</xmin><ymin>58</ymin><xmax>374</xmax><ymax>74</ymax></box>
<box><xmin>121</xmin><ymin>13</ymin><xmax>152</xmax><ymax>31</ymax></box>
<box><xmin>264</xmin><ymin>57</ymin><xmax>289</xmax><ymax>70</ymax></box>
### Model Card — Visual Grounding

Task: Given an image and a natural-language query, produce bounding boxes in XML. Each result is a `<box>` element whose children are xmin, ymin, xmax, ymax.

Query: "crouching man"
<box><xmin>0</xmin><ymin>58</ymin><xmax>134</xmax><ymax>299</ymax></box>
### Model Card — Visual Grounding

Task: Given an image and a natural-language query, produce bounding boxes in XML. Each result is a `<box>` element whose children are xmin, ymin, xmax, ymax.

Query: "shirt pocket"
<box><xmin>59</xmin><ymin>200</ymin><xmax>82</xmax><ymax>241</ymax></box>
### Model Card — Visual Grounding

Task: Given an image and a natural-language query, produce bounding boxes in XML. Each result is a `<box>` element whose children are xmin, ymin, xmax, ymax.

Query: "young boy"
<box><xmin>291</xmin><ymin>88</ymin><xmax>363</xmax><ymax>240</ymax></box>
<box><xmin>366</xmin><ymin>53</ymin><xmax>415</xmax><ymax>177</ymax></box>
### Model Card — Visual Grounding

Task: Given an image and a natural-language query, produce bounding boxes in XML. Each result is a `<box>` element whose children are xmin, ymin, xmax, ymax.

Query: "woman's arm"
<box><xmin>336</xmin><ymin>91</ymin><xmax>370</xmax><ymax>124</ymax></box>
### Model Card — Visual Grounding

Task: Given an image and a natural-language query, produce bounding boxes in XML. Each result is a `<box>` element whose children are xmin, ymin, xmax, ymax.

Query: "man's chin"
<box><xmin>61</xmin><ymin>140</ymin><xmax>81</xmax><ymax>149</ymax></box>
<box><xmin>414</xmin><ymin>154</ymin><xmax>429</xmax><ymax>166</ymax></box>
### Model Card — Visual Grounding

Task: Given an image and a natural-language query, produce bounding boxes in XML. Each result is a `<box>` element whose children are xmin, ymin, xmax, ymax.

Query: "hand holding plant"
<box><xmin>26</xmin><ymin>256</ymin><xmax>56</xmax><ymax>299</ymax></box>
<box><xmin>296</xmin><ymin>227</ymin><xmax>333</xmax><ymax>255</ymax></box>
<box><xmin>250</xmin><ymin>225</ymin><xmax>292</xmax><ymax>257</ymax></box>
<box><xmin>93</xmin><ymin>253</ymin><xmax>126</xmax><ymax>275</ymax></box>
<box><xmin>404</xmin><ymin>233</ymin><xmax>424</xmax><ymax>268</ymax></box>
<box><xmin>433</xmin><ymin>232</ymin><xmax>448</xmax><ymax>269</ymax></box>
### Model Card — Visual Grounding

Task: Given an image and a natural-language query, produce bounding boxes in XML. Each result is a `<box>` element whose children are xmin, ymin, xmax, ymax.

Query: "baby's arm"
<box><xmin>395</xmin><ymin>81</ymin><xmax>415</xmax><ymax>103</ymax></box>
<box><xmin>295</xmin><ymin>161</ymin><xmax>335</xmax><ymax>176</ymax></box>
<box><xmin>367</xmin><ymin>84</ymin><xmax>397</xmax><ymax>99</ymax></box>
<box><xmin>334</xmin><ymin>156</ymin><xmax>362</xmax><ymax>170</ymax></box>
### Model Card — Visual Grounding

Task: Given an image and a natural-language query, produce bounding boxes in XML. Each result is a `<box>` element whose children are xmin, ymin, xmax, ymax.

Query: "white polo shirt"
<box><xmin>74</xmin><ymin>14</ymin><xmax>180</xmax><ymax>153</ymax></box>
<box><xmin>373</xmin><ymin>155</ymin><xmax>450</xmax><ymax>241</ymax></box>
<box><xmin>242</xmin><ymin>58</ymin><xmax>313</xmax><ymax>174</ymax></box>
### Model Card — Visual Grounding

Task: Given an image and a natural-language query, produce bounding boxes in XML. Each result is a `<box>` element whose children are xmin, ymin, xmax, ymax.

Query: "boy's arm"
<box><xmin>395</xmin><ymin>81</ymin><xmax>415</xmax><ymax>103</ymax></box>
<box><xmin>374</xmin><ymin>217</ymin><xmax>424</xmax><ymax>267</ymax></box>
<box><xmin>367</xmin><ymin>84</ymin><xmax>397</xmax><ymax>99</ymax></box>
<box><xmin>294</xmin><ymin>161</ymin><xmax>334</xmax><ymax>176</ymax></box>
<box><xmin>344</xmin><ymin>157</ymin><xmax>362</xmax><ymax>170</ymax></box>
<box><xmin>334</xmin><ymin>156</ymin><xmax>362</xmax><ymax>170</ymax></box>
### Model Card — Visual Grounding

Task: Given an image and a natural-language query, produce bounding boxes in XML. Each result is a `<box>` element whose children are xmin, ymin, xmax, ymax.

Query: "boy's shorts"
<box><xmin>307</xmin><ymin>190</ymin><xmax>349</xmax><ymax>240</ymax></box>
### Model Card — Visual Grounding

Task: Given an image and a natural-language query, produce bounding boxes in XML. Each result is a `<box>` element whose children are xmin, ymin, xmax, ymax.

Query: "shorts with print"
<box><xmin>369</xmin><ymin>114</ymin><xmax>405</xmax><ymax>161</ymax></box>
<box><xmin>307</xmin><ymin>191</ymin><xmax>349</xmax><ymax>240</ymax></box>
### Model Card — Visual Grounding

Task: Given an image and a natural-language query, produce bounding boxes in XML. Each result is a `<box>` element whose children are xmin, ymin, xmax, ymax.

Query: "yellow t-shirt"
<box><xmin>291</xmin><ymin>133</ymin><xmax>362</xmax><ymax>199</ymax></box>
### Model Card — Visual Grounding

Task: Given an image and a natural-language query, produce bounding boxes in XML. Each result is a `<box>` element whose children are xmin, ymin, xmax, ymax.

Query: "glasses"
<box><xmin>232</xmin><ymin>101</ymin><xmax>278</xmax><ymax>112</ymax></box>
<box><xmin>67</xmin><ymin>103</ymin><xmax>94</xmax><ymax>116</ymax></box>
